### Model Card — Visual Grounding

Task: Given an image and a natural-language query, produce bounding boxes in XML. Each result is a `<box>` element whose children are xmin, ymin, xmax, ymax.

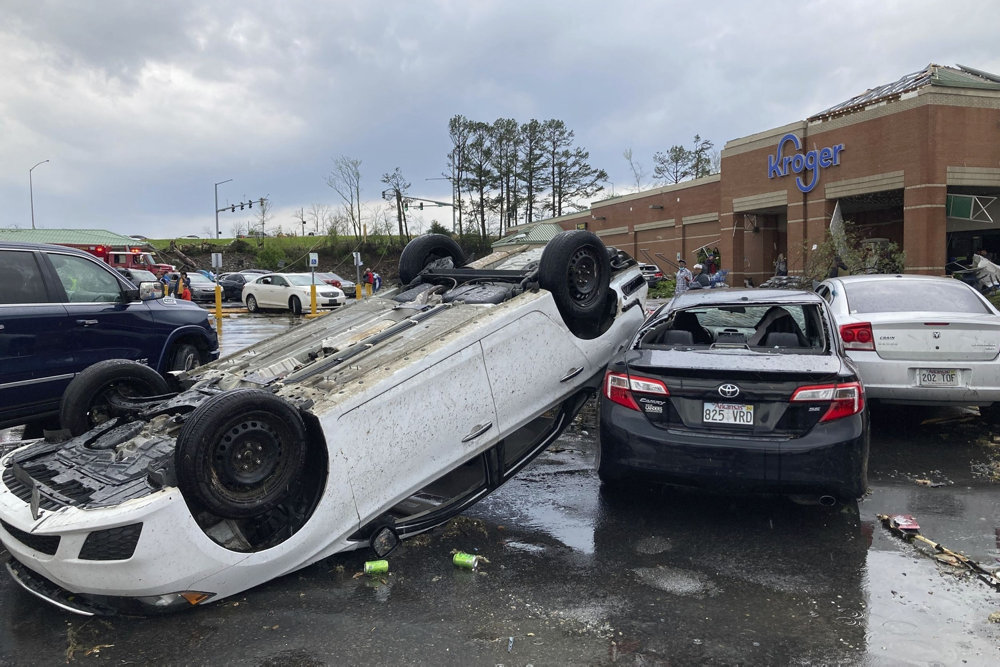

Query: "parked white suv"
<box><xmin>0</xmin><ymin>231</ymin><xmax>647</xmax><ymax>615</ymax></box>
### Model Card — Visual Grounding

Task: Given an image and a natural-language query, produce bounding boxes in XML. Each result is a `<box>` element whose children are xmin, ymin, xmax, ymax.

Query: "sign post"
<box><xmin>308</xmin><ymin>253</ymin><xmax>319</xmax><ymax>315</ymax></box>
<box><xmin>353</xmin><ymin>251</ymin><xmax>363</xmax><ymax>299</ymax></box>
<box><xmin>211</xmin><ymin>252</ymin><xmax>224</xmax><ymax>336</ymax></box>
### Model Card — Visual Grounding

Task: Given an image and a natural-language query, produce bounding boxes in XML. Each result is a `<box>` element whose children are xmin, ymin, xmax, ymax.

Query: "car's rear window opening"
<box><xmin>844</xmin><ymin>280</ymin><xmax>992</xmax><ymax>314</ymax></box>
<box><xmin>639</xmin><ymin>303</ymin><xmax>828</xmax><ymax>352</ymax></box>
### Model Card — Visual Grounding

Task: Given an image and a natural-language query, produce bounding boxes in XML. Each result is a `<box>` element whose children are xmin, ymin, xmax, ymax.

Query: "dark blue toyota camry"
<box><xmin>597</xmin><ymin>288</ymin><xmax>869</xmax><ymax>504</ymax></box>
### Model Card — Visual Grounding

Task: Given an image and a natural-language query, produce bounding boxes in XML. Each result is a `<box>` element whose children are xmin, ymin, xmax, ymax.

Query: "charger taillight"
<box><xmin>790</xmin><ymin>381</ymin><xmax>865</xmax><ymax>422</ymax></box>
<box><xmin>603</xmin><ymin>371</ymin><xmax>669</xmax><ymax>411</ymax></box>
<box><xmin>840</xmin><ymin>322</ymin><xmax>875</xmax><ymax>351</ymax></box>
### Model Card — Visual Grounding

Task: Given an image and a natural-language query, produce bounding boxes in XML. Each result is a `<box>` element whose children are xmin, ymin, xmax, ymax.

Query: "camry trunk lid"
<box><xmin>623</xmin><ymin>349</ymin><xmax>850</xmax><ymax>437</ymax></box>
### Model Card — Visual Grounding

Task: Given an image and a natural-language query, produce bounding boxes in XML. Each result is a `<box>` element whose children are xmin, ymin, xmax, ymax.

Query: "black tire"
<box><xmin>60</xmin><ymin>360</ymin><xmax>171</xmax><ymax>436</ymax></box>
<box><xmin>168</xmin><ymin>343</ymin><xmax>200</xmax><ymax>372</ymax></box>
<box><xmin>595</xmin><ymin>421</ymin><xmax>626</xmax><ymax>487</ymax></box>
<box><xmin>175</xmin><ymin>389</ymin><xmax>308</xmax><ymax>519</ymax></box>
<box><xmin>246</xmin><ymin>294</ymin><xmax>259</xmax><ymax>313</ymax></box>
<box><xmin>289</xmin><ymin>296</ymin><xmax>302</xmax><ymax>315</ymax></box>
<box><xmin>398</xmin><ymin>234</ymin><xmax>466</xmax><ymax>284</ymax></box>
<box><xmin>981</xmin><ymin>404</ymin><xmax>1000</xmax><ymax>425</ymax></box>
<box><xmin>538</xmin><ymin>230</ymin><xmax>612</xmax><ymax>334</ymax></box>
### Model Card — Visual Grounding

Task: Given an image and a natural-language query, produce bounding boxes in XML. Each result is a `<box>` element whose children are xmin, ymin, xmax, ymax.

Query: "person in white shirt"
<box><xmin>675</xmin><ymin>259</ymin><xmax>693</xmax><ymax>294</ymax></box>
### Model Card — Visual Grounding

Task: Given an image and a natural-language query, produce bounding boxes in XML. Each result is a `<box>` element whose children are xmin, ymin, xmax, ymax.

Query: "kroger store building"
<box><xmin>550</xmin><ymin>64</ymin><xmax>1000</xmax><ymax>286</ymax></box>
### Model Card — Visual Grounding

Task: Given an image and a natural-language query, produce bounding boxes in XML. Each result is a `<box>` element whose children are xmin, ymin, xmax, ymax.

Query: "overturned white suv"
<box><xmin>0</xmin><ymin>231</ymin><xmax>646</xmax><ymax>615</ymax></box>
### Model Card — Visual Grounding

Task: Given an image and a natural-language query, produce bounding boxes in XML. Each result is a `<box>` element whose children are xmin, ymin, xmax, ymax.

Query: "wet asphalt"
<box><xmin>2</xmin><ymin>309</ymin><xmax>1000</xmax><ymax>665</ymax></box>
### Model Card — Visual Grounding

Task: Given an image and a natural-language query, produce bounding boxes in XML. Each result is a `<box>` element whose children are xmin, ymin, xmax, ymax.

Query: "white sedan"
<box><xmin>242</xmin><ymin>272</ymin><xmax>345</xmax><ymax>314</ymax></box>
<box><xmin>816</xmin><ymin>274</ymin><xmax>1000</xmax><ymax>421</ymax></box>
<box><xmin>0</xmin><ymin>231</ymin><xmax>647</xmax><ymax>615</ymax></box>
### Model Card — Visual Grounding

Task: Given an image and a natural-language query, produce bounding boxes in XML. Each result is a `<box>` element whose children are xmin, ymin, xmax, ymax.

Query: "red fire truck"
<box><xmin>59</xmin><ymin>244</ymin><xmax>175</xmax><ymax>277</ymax></box>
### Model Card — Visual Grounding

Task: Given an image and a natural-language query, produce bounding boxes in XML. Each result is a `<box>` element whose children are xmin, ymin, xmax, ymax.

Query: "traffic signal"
<box><xmin>248</xmin><ymin>200</ymin><xmax>252</xmax><ymax>208</ymax></box>
<box><xmin>231</xmin><ymin>205</ymin><xmax>235</xmax><ymax>213</ymax></box>
<box><xmin>419</xmin><ymin>202</ymin><xmax>424</xmax><ymax>210</ymax></box>
<box><xmin>404</xmin><ymin>202</ymin><xmax>408</xmax><ymax>211</ymax></box>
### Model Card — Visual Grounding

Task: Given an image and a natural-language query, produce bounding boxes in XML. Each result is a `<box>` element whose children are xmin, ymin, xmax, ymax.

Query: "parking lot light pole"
<box><xmin>29</xmin><ymin>160</ymin><xmax>49</xmax><ymax>229</ymax></box>
<box><xmin>214</xmin><ymin>179</ymin><xmax>233</xmax><ymax>238</ymax></box>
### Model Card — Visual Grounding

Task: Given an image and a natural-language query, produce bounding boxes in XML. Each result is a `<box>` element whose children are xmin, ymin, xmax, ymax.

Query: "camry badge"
<box><xmin>719</xmin><ymin>384</ymin><xmax>740</xmax><ymax>398</ymax></box>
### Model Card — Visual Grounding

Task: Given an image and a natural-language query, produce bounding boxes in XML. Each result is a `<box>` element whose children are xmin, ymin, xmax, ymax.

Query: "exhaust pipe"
<box><xmin>819</xmin><ymin>495</ymin><xmax>837</xmax><ymax>507</ymax></box>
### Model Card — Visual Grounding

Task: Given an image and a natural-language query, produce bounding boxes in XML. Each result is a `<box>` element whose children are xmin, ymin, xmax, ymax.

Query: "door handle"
<box><xmin>560</xmin><ymin>366</ymin><xmax>585</xmax><ymax>383</ymax></box>
<box><xmin>75</xmin><ymin>319</ymin><xmax>99</xmax><ymax>327</ymax></box>
<box><xmin>461</xmin><ymin>422</ymin><xmax>492</xmax><ymax>443</ymax></box>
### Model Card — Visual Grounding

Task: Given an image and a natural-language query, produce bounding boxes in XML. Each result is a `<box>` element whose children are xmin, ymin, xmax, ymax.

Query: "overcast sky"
<box><xmin>2</xmin><ymin>0</ymin><xmax>998</xmax><ymax>239</ymax></box>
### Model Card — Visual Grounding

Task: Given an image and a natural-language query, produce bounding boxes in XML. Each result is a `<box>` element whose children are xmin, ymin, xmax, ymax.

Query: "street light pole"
<box><xmin>214</xmin><ymin>179</ymin><xmax>233</xmax><ymax>238</ymax></box>
<box><xmin>425</xmin><ymin>177</ymin><xmax>457</xmax><ymax>232</ymax></box>
<box><xmin>29</xmin><ymin>160</ymin><xmax>49</xmax><ymax>229</ymax></box>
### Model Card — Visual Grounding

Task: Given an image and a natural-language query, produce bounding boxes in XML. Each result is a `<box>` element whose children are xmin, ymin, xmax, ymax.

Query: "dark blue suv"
<box><xmin>0</xmin><ymin>242</ymin><xmax>219</xmax><ymax>431</ymax></box>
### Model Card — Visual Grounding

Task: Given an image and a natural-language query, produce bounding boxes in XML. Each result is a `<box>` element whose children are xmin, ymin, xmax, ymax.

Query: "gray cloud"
<box><xmin>1</xmin><ymin>0</ymin><xmax>997</xmax><ymax>237</ymax></box>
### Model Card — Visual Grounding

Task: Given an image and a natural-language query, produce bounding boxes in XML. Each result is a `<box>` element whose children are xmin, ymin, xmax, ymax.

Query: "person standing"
<box><xmin>675</xmin><ymin>260</ymin><xmax>693</xmax><ymax>294</ymax></box>
<box><xmin>692</xmin><ymin>263</ymin><xmax>711</xmax><ymax>288</ymax></box>
<box><xmin>177</xmin><ymin>271</ymin><xmax>192</xmax><ymax>301</ymax></box>
<box><xmin>774</xmin><ymin>253</ymin><xmax>788</xmax><ymax>276</ymax></box>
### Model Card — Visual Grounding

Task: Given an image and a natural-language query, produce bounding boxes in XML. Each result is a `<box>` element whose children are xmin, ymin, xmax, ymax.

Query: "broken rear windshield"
<box><xmin>638</xmin><ymin>303</ymin><xmax>828</xmax><ymax>352</ymax></box>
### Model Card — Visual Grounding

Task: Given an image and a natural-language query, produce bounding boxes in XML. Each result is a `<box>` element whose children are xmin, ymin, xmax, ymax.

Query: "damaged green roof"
<box><xmin>0</xmin><ymin>228</ymin><xmax>142</xmax><ymax>247</ymax></box>
<box><xmin>811</xmin><ymin>64</ymin><xmax>1000</xmax><ymax>121</ymax></box>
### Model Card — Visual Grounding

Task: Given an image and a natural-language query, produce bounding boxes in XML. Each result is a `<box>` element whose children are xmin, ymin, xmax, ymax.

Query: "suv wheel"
<box><xmin>398</xmin><ymin>234</ymin><xmax>466</xmax><ymax>285</ymax></box>
<box><xmin>539</xmin><ymin>230</ymin><xmax>612</xmax><ymax>337</ymax></box>
<box><xmin>175</xmin><ymin>389</ymin><xmax>308</xmax><ymax>519</ymax></box>
<box><xmin>60</xmin><ymin>360</ymin><xmax>171</xmax><ymax>436</ymax></box>
<box><xmin>169</xmin><ymin>343</ymin><xmax>200</xmax><ymax>372</ymax></box>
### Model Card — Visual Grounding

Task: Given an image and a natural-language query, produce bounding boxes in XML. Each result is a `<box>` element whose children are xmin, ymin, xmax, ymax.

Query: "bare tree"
<box><xmin>653</xmin><ymin>145</ymin><xmax>692</xmax><ymax>184</ymax></box>
<box><xmin>326</xmin><ymin>155</ymin><xmax>363</xmax><ymax>240</ymax></box>
<box><xmin>306</xmin><ymin>203</ymin><xmax>332</xmax><ymax>235</ymax></box>
<box><xmin>254</xmin><ymin>197</ymin><xmax>272</xmax><ymax>239</ymax></box>
<box><xmin>624</xmin><ymin>147</ymin><xmax>646</xmax><ymax>192</ymax></box>
<box><xmin>380</xmin><ymin>167</ymin><xmax>411</xmax><ymax>243</ymax></box>
<box><xmin>230</xmin><ymin>221</ymin><xmax>249</xmax><ymax>238</ymax></box>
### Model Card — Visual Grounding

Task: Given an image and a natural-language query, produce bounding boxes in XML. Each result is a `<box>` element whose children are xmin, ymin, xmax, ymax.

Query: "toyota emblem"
<box><xmin>933</xmin><ymin>331</ymin><xmax>941</xmax><ymax>339</ymax></box>
<box><xmin>718</xmin><ymin>384</ymin><xmax>740</xmax><ymax>398</ymax></box>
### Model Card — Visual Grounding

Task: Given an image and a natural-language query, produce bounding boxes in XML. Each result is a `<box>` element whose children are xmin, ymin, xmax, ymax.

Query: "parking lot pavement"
<box><xmin>3</xmin><ymin>404</ymin><xmax>1000</xmax><ymax>663</ymax></box>
<box><xmin>2</xmin><ymin>306</ymin><xmax>1000</xmax><ymax>663</ymax></box>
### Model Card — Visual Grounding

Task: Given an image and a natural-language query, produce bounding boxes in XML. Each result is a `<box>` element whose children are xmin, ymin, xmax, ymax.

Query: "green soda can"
<box><xmin>364</xmin><ymin>559</ymin><xmax>389</xmax><ymax>575</ymax></box>
<box><xmin>452</xmin><ymin>552</ymin><xmax>479</xmax><ymax>569</ymax></box>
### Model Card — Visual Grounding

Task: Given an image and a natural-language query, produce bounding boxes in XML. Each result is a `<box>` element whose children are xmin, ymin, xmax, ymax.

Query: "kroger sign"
<box><xmin>767</xmin><ymin>133</ymin><xmax>844</xmax><ymax>193</ymax></box>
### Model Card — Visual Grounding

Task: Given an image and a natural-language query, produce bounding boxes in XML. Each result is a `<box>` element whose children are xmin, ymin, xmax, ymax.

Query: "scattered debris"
<box><xmin>989</xmin><ymin>612</ymin><xmax>1000</xmax><ymax>623</ymax></box>
<box><xmin>913</xmin><ymin>478</ymin><xmax>950</xmax><ymax>488</ymax></box>
<box><xmin>452</xmin><ymin>550</ymin><xmax>490</xmax><ymax>570</ymax></box>
<box><xmin>363</xmin><ymin>560</ymin><xmax>389</xmax><ymax>576</ymax></box>
<box><xmin>878</xmin><ymin>514</ymin><xmax>1000</xmax><ymax>592</ymax></box>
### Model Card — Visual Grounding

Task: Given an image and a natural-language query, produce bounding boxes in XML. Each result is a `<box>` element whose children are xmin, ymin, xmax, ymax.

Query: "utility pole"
<box><xmin>214</xmin><ymin>179</ymin><xmax>233</xmax><ymax>238</ymax></box>
<box><xmin>29</xmin><ymin>160</ymin><xmax>49</xmax><ymax>229</ymax></box>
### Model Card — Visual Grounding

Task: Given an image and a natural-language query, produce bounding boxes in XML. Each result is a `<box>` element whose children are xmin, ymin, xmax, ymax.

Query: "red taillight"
<box><xmin>603</xmin><ymin>371</ymin><xmax>669</xmax><ymax>411</ymax></box>
<box><xmin>840</xmin><ymin>322</ymin><xmax>875</xmax><ymax>351</ymax></box>
<box><xmin>790</xmin><ymin>381</ymin><xmax>865</xmax><ymax>422</ymax></box>
<box><xmin>655</xmin><ymin>272</ymin><xmax>664</xmax><ymax>278</ymax></box>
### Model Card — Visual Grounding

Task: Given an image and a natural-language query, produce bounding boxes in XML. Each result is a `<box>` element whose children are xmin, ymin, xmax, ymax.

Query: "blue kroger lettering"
<box><xmin>767</xmin><ymin>133</ymin><xmax>844</xmax><ymax>193</ymax></box>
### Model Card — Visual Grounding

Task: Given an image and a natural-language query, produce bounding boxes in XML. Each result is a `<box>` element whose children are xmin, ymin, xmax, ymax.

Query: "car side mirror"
<box><xmin>370</xmin><ymin>525</ymin><xmax>400</xmax><ymax>558</ymax></box>
<box><xmin>138</xmin><ymin>281</ymin><xmax>164</xmax><ymax>300</ymax></box>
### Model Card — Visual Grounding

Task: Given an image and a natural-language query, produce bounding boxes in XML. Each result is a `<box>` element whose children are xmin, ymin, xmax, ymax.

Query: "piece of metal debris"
<box><xmin>452</xmin><ymin>551</ymin><xmax>489</xmax><ymax>570</ymax></box>
<box><xmin>878</xmin><ymin>514</ymin><xmax>1000</xmax><ymax>592</ymax></box>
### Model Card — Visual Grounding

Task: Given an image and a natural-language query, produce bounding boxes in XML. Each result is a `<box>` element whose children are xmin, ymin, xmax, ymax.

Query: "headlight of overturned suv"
<box><xmin>0</xmin><ymin>230</ymin><xmax>648</xmax><ymax>615</ymax></box>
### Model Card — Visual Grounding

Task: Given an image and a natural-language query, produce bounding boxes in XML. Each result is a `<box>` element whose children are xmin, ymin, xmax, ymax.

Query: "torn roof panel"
<box><xmin>809</xmin><ymin>64</ymin><xmax>1000</xmax><ymax>122</ymax></box>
